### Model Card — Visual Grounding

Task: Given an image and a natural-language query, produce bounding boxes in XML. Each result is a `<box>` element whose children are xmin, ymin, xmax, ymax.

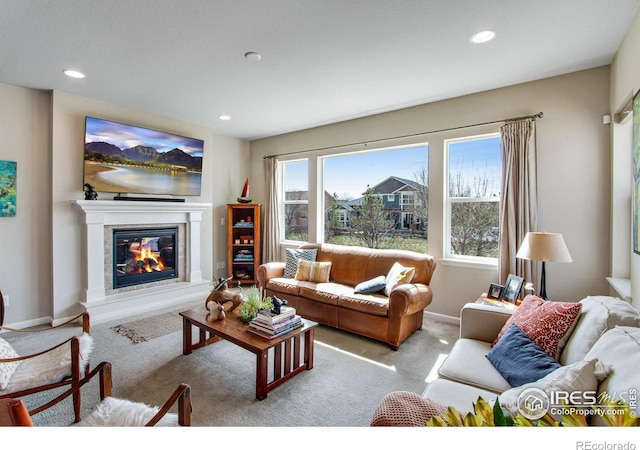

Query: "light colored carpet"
<box><xmin>5</xmin><ymin>303</ymin><xmax>460</xmax><ymax>427</ymax></box>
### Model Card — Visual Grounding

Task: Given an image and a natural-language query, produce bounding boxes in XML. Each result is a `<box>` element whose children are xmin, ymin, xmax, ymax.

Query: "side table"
<box><xmin>475</xmin><ymin>293</ymin><xmax>521</xmax><ymax>309</ymax></box>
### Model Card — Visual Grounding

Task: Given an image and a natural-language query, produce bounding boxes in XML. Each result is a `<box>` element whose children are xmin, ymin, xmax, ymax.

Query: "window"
<box><xmin>322</xmin><ymin>145</ymin><xmax>428</xmax><ymax>252</ymax></box>
<box><xmin>446</xmin><ymin>134</ymin><xmax>501</xmax><ymax>261</ymax></box>
<box><xmin>282</xmin><ymin>159</ymin><xmax>309</xmax><ymax>242</ymax></box>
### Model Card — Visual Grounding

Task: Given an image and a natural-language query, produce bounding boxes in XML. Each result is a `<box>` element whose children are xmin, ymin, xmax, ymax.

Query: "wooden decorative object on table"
<box><xmin>204</xmin><ymin>276</ymin><xmax>242</xmax><ymax>321</ymax></box>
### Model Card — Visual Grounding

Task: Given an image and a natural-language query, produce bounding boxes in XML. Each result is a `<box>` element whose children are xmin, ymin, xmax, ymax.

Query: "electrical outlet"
<box><xmin>220</xmin><ymin>217</ymin><xmax>225</xmax><ymax>225</ymax></box>
<box><xmin>4</xmin><ymin>295</ymin><xmax>9</xmax><ymax>307</ymax></box>
<box><xmin>216</xmin><ymin>261</ymin><xmax>225</xmax><ymax>269</ymax></box>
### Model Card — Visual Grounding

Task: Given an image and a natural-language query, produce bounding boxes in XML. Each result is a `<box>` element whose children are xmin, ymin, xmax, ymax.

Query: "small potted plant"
<box><xmin>239</xmin><ymin>285</ymin><xmax>273</xmax><ymax>323</ymax></box>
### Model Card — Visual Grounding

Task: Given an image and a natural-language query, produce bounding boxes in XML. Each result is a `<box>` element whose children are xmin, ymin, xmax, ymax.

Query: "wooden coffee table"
<box><xmin>179</xmin><ymin>307</ymin><xmax>318</xmax><ymax>400</ymax></box>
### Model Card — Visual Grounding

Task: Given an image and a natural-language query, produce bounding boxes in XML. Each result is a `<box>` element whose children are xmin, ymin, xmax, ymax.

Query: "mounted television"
<box><xmin>83</xmin><ymin>116</ymin><xmax>204</xmax><ymax>197</ymax></box>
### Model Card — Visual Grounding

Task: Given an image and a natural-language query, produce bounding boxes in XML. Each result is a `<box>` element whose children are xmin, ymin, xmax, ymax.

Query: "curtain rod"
<box><xmin>263</xmin><ymin>112</ymin><xmax>543</xmax><ymax>159</ymax></box>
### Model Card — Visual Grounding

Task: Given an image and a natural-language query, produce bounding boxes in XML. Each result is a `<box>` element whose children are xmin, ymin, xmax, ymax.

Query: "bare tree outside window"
<box><xmin>284</xmin><ymin>189</ymin><xmax>308</xmax><ymax>241</ymax></box>
<box><xmin>411</xmin><ymin>167</ymin><xmax>429</xmax><ymax>236</ymax></box>
<box><xmin>447</xmin><ymin>134</ymin><xmax>501</xmax><ymax>259</ymax></box>
<box><xmin>283</xmin><ymin>160</ymin><xmax>308</xmax><ymax>242</ymax></box>
<box><xmin>348</xmin><ymin>187</ymin><xmax>397</xmax><ymax>249</ymax></box>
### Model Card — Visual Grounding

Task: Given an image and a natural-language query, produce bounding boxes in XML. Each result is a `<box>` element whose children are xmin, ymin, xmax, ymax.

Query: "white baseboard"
<box><xmin>0</xmin><ymin>316</ymin><xmax>52</xmax><ymax>332</ymax></box>
<box><xmin>424</xmin><ymin>310</ymin><xmax>460</xmax><ymax>326</ymax></box>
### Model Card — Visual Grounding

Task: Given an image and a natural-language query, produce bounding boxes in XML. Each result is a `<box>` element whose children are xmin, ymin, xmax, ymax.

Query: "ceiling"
<box><xmin>1</xmin><ymin>1</ymin><xmax>639</xmax><ymax>141</ymax></box>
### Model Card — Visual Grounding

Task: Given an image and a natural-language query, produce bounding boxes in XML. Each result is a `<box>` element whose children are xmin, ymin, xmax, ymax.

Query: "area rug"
<box><xmin>111</xmin><ymin>310</ymin><xmax>183</xmax><ymax>343</ymax></box>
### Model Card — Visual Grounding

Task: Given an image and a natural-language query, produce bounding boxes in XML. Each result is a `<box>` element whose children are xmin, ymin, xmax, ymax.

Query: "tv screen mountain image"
<box><xmin>83</xmin><ymin>116</ymin><xmax>204</xmax><ymax>196</ymax></box>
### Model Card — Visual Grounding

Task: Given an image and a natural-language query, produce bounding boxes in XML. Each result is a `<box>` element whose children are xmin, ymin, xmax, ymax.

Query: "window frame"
<box><xmin>281</xmin><ymin>158</ymin><xmax>310</xmax><ymax>244</ymax></box>
<box><xmin>444</xmin><ymin>132</ymin><xmax>501</xmax><ymax>265</ymax></box>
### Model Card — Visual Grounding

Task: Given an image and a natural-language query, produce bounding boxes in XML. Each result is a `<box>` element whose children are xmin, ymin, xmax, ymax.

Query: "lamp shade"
<box><xmin>516</xmin><ymin>232</ymin><xmax>572</xmax><ymax>263</ymax></box>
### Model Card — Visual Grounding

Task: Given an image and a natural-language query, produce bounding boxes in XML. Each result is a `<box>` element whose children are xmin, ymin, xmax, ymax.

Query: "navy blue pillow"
<box><xmin>486</xmin><ymin>323</ymin><xmax>561</xmax><ymax>387</ymax></box>
<box><xmin>354</xmin><ymin>276</ymin><xmax>386</xmax><ymax>294</ymax></box>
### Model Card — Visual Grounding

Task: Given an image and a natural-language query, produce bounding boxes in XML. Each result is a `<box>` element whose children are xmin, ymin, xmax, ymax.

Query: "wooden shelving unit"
<box><xmin>227</xmin><ymin>203</ymin><xmax>261</xmax><ymax>286</ymax></box>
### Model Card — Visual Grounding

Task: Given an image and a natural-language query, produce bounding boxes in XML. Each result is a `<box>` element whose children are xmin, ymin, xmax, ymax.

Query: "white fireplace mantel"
<box><xmin>74</xmin><ymin>200</ymin><xmax>212</xmax><ymax>322</ymax></box>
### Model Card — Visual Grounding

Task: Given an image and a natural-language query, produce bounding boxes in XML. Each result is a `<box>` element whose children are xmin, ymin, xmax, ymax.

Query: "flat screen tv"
<box><xmin>83</xmin><ymin>116</ymin><xmax>204</xmax><ymax>197</ymax></box>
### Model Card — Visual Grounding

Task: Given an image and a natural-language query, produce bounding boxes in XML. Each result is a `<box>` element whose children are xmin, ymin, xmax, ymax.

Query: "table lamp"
<box><xmin>516</xmin><ymin>232</ymin><xmax>572</xmax><ymax>300</ymax></box>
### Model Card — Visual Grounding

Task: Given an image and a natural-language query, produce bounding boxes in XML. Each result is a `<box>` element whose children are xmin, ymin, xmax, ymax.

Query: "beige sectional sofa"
<box><xmin>421</xmin><ymin>295</ymin><xmax>640</xmax><ymax>425</ymax></box>
<box><xmin>257</xmin><ymin>243</ymin><xmax>436</xmax><ymax>349</ymax></box>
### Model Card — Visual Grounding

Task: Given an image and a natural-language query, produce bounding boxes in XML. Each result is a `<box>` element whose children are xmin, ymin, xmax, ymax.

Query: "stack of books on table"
<box><xmin>247</xmin><ymin>306</ymin><xmax>303</xmax><ymax>339</ymax></box>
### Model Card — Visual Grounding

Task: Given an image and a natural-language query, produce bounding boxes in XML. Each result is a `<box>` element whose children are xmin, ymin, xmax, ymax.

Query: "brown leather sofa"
<box><xmin>257</xmin><ymin>243</ymin><xmax>436</xmax><ymax>349</ymax></box>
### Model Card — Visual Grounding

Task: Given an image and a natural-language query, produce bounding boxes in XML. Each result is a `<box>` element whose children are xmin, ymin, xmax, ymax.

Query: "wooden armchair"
<box><xmin>0</xmin><ymin>290</ymin><xmax>93</xmax><ymax>423</ymax></box>
<box><xmin>0</xmin><ymin>361</ymin><xmax>191</xmax><ymax>426</ymax></box>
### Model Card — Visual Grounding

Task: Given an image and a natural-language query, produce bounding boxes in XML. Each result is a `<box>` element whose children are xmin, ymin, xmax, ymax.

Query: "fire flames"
<box><xmin>130</xmin><ymin>248</ymin><xmax>166</xmax><ymax>273</ymax></box>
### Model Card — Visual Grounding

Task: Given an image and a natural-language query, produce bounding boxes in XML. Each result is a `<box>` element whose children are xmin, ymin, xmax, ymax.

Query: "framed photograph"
<box><xmin>501</xmin><ymin>274</ymin><xmax>524</xmax><ymax>303</ymax></box>
<box><xmin>487</xmin><ymin>283</ymin><xmax>504</xmax><ymax>300</ymax></box>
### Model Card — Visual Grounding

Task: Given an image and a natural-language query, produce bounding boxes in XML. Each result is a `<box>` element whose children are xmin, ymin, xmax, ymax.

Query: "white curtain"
<box><xmin>498</xmin><ymin>118</ymin><xmax>538</xmax><ymax>286</ymax></box>
<box><xmin>263</xmin><ymin>157</ymin><xmax>281</xmax><ymax>262</ymax></box>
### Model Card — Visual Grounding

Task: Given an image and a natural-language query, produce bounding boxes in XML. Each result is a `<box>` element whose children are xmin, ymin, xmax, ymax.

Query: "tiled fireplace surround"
<box><xmin>75</xmin><ymin>200</ymin><xmax>212</xmax><ymax>322</ymax></box>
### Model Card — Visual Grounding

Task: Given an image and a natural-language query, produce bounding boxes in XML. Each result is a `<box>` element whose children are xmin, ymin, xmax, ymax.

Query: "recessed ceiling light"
<box><xmin>470</xmin><ymin>30</ymin><xmax>496</xmax><ymax>44</ymax></box>
<box><xmin>244</xmin><ymin>51</ymin><xmax>262</xmax><ymax>62</ymax></box>
<box><xmin>218</xmin><ymin>115</ymin><xmax>232</xmax><ymax>121</ymax></box>
<box><xmin>63</xmin><ymin>69</ymin><xmax>85</xmax><ymax>79</ymax></box>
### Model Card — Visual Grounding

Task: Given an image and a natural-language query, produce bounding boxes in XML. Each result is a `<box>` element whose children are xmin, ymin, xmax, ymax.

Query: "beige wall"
<box><xmin>250</xmin><ymin>67</ymin><xmax>611</xmax><ymax>319</ymax></box>
<box><xmin>610</xmin><ymin>9</ymin><xmax>640</xmax><ymax>311</ymax></box>
<box><xmin>1</xmin><ymin>85</ymin><xmax>249</xmax><ymax>326</ymax></box>
<box><xmin>0</xmin><ymin>83</ymin><xmax>52</xmax><ymax>324</ymax></box>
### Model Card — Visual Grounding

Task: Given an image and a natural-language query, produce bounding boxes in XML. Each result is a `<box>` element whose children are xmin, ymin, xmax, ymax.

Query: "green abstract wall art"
<box><xmin>0</xmin><ymin>160</ymin><xmax>17</xmax><ymax>217</ymax></box>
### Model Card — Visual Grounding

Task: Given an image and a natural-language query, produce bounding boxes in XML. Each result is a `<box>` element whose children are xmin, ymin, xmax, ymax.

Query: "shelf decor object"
<box><xmin>237</xmin><ymin>178</ymin><xmax>252</xmax><ymax>203</ymax></box>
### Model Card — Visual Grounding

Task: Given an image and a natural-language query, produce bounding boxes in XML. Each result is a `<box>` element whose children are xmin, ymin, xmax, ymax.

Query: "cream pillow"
<box><xmin>294</xmin><ymin>260</ymin><xmax>332</xmax><ymax>283</ymax></box>
<box><xmin>0</xmin><ymin>337</ymin><xmax>21</xmax><ymax>390</ymax></box>
<box><xmin>498</xmin><ymin>358</ymin><xmax>612</xmax><ymax>418</ymax></box>
<box><xmin>384</xmin><ymin>262</ymin><xmax>415</xmax><ymax>296</ymax></box>
<box><xmin>560</xmin><ymin>296</ymin><xmax>640</xmax><ymax>365</ymax></box>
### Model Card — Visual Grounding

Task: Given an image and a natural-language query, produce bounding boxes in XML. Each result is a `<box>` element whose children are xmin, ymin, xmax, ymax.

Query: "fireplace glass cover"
<box><xmin>113</xmin><ymin>227</ymin><xmax>178</xmax><ymax>288</ymax></box>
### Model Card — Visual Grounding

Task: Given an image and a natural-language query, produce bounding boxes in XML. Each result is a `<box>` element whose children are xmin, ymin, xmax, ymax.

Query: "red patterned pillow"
<box><xmin>493</xmin><ymin>295</ymin><xmax>582</xmax><ymax>360</ymax></box>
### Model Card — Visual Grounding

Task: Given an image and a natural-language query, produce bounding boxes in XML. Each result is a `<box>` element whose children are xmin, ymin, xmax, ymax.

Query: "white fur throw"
<box><xmin>1</xmin><ymin>333</ymin><xmax>94</xmax><ymax>394</ymax></box>
<box><xmin>0</xmin><ymin>337</ymin><xmax>21</xmax><ymax>390</ymax></box>
<box><xmin>75</xmin><ymin>396</ymin><xmax>179</xmax><ymax>426</ymax></box>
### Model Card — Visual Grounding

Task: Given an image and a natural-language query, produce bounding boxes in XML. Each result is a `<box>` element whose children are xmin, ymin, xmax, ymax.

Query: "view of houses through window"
<box><xmin>281</xmin><ymin>132</ymin><xmax>501</xmax><ymax>261</ymax></box>
<box><xmin>323</xmin><ymin>146</ymin><xmax>428</xmax><ymax>252</ymax></box>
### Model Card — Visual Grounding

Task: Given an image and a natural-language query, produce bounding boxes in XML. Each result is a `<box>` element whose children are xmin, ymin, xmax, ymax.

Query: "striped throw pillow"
<box><xmin>294</xmin><ymin>260</ymin><xmax>332</xmax><ymax>283</ymax></box>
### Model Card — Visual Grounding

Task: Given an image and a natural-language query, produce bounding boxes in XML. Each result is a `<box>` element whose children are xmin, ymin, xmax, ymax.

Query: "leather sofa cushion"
<box><xmin>437</xmin><ymin>338</ymin><xmax>512</xmax><ymax>393</ymax></box>
<box><xmin>265</xmin><ymin>278</ymin><xmax>302</xmax><ymax>296</ymax></box>
<box><xmin>299</xmin><ymin>283</ymin><xmax>345</xmax><ymax>306</ymax></box>
<box><xmin>266</xmin><ymin>277</ymin><xmax>389</xmax><ymax>315</ymax></box>
<box><xmin>337</xmin><ymin>293</ymin><xmax>388</xmax><ymax>316</ymax></box>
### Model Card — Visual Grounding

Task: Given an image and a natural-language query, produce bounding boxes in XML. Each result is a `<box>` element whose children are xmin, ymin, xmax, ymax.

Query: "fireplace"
<box><xmin>74</xmin><ymin>200</ymin><xmax>212</xmax><ymax>323</ymax></box>
<box><xmin>113</xmin><ymin>227</ymin><xmax>178</xmax><ymax>289</ymax></box>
